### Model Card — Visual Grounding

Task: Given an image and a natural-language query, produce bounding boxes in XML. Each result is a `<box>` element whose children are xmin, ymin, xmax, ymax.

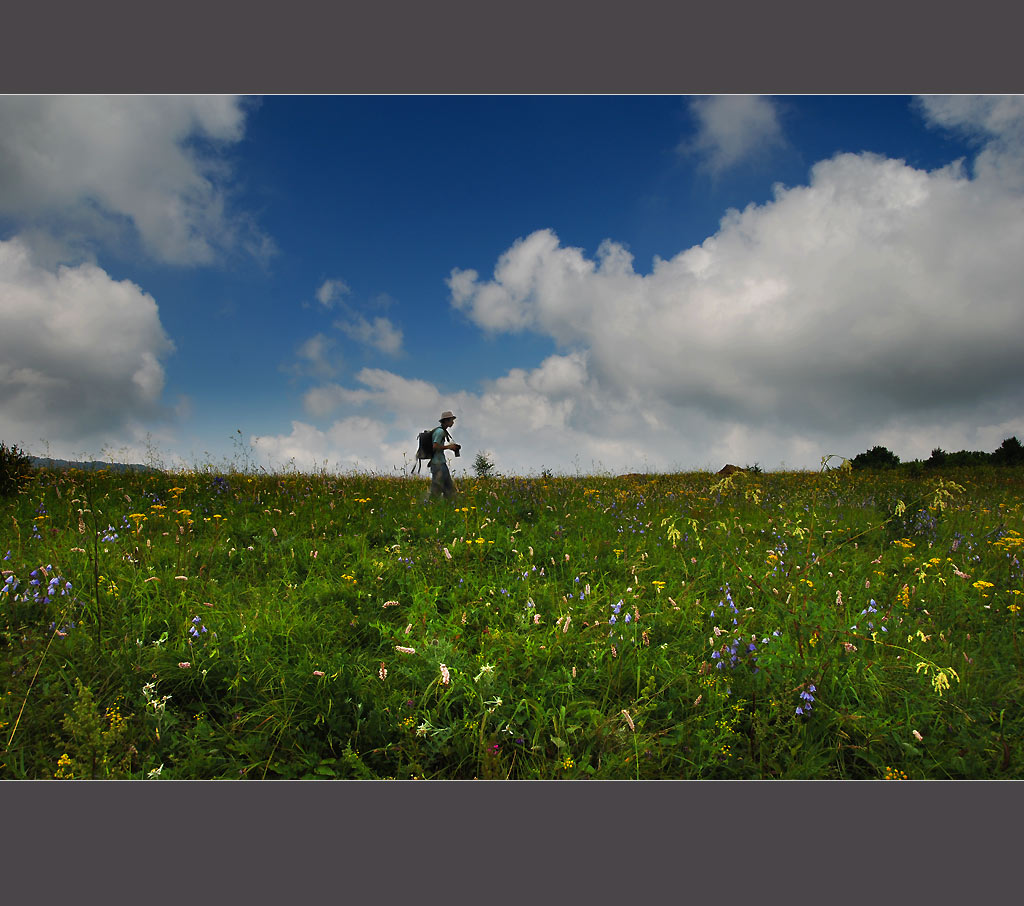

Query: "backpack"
<box><xmin>412</xmin><ymin>426</ymin><xmax>450</xmax><ymax>473</ymax></box>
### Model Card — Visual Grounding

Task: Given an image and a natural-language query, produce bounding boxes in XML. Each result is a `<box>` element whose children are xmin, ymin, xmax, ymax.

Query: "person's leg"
<box><xmin>441</xmin><ymin>463</ymin><xmax>457</xmax><ymax>500</ymax></box>
<box><xmin>428</xmin><ymin>462</ymin><xmax>445</xmax><ymax>500</ymax></box>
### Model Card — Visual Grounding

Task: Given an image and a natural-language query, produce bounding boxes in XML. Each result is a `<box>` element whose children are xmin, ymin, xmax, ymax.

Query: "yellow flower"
<box><xmin>972</xmin><ymin>580</ymin><xmax>994</xmax><ymax>590</ymax></box>
<box><xmin>55</xmin><ymin>753</ymin><xmax>74</xmax><ymax>779</ymax></box>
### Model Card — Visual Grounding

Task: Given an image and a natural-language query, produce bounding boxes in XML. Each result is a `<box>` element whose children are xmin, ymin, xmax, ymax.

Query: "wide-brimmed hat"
<box><xmin>440</xmin><ymin>410</ymin><xmax>457</xmax><ymax>421</ymax></box>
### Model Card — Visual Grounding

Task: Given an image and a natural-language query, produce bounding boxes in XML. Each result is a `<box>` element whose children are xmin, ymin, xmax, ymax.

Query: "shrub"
<box><xmin>473</xmin><ymin>451</ymin><xmax>497</xmax><ymax>478</ymax></box>
<box><xmin>0</xmin><ymin>442</ymin><xmax>34</xmax><ymax>497</ymax></box>
<box><xmin>850</xmin><ymin>445</ymin><xmax>900</xmax><ymax>470</ymax></box>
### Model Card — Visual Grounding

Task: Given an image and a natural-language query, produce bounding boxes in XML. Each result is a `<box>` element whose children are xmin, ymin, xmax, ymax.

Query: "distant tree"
<box><xmin>992</xmin><ymin>436</ymin><xmax>1024</xmax><ymax>467</ymax></box>
<box><xmin>925</xmin><ymin>448</ymin><xmax>948</xmax><ymax>469</ymax></box>
<box><xmin>473</xmin><ymin>451</ymin><xmax>497</xmax><ymax>478</ymax></box>
<box><xmin>851</xmin><ymin>445</ymin><xmax>901</xmax><ymax>470</ymax></box>
<box><xmin>947</xmin><ymin>450</ymin><xmax>991</xmax><ymax>467</ymax></box>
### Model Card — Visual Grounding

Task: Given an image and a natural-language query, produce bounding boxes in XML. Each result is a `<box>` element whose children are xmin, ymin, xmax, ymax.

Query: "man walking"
<box><xmin>429</xmin><ymin>410</ymin><xmax>461</xmax><ymax>501</ymax></box>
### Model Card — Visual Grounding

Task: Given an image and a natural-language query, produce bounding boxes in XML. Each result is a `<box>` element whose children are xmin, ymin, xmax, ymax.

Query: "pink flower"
<box><xmin>440</xmin><ymin>663</ymin><xmax>451</xmax><ymax>685</ymax></box>
<box><xmin>395</xmin><ymin>645</ymin><xmax>415</xmax><ymax>654</ymax></box>
<box><xmin>312</xmin><ymin>670</ymin><xmax>325</xmax><ymax>677</ymax></box>
<box><xmin>178</xmin><ymin>661</ymin><xmax>191</xmax><ymax>669</ymax></box>
<box><xmin>378</xmin><ymin>662</ymin><xmax>388</xmax><ymax>681</ymax></box>
<box><xmin>382</xmin><ymin>600</ymin><xmax>400</xmax><ymax>608</ymax></box>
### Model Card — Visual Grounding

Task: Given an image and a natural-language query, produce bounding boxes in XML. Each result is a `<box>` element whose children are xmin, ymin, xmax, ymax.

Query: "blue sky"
<box><xmin>2</xmin><ymin>94</ymin><xmax>1023</xmax><ymax>475</ymax></box>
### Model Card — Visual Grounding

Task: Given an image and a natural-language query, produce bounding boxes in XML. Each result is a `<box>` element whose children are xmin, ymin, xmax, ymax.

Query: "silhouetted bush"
<box><xmin>851</xmin><ymin>445</ymin><xmax>901</xmax><ymax>470</ymax></box>
<box><xmin>0</xmin><ymin>442</ymin><xmax>34</xmax><ymax>497</ymax></box>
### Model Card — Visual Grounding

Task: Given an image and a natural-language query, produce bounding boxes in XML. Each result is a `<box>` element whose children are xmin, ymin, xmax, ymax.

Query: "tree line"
<box><xmin>851</xmin><ymin>436</ymin><xmax>1024</xmax><ymax>470</ymax></box>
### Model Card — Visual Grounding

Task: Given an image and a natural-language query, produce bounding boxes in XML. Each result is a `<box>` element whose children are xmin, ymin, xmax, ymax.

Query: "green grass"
<box><xmin>3</xmin><ymin>463</ymin><xmax>1023</xmax><ymax>779</ymax></box>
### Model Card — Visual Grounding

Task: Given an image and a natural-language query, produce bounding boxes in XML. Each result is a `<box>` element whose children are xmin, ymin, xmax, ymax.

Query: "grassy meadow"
<box><xmin>2</xmin><ymin>460</ymin><xmax>1023</xmax><ymax>779</ymax></box>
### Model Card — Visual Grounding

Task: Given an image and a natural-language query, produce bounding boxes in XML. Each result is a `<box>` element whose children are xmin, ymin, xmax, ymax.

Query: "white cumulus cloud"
<box><xmin>250</xmin><ymin>96</ymin><xmax>1024</xmax><ymax>475</ymax></box>
<box><xmin>0</xmin><ymin>237</ymin><xmax>175</xmax><ymax>452</ymax></box>
<box><xmin>0</xmin><ymin>95</ymin><xmax>267</xmax><ymax>265</ymax></box>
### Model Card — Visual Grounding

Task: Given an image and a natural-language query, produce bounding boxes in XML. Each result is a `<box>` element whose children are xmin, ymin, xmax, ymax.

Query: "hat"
<box><xmin>440</xmin><ymin>410</ymin><xmax>457</xmax><ymax>421</ymax></box>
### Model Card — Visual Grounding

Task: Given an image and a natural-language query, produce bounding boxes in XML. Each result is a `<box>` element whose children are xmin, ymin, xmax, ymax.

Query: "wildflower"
<box><xmin>912</xmin><ymin>729</ymin><xmax>924</xmax><ymax>742</ymax></box>
<box><xmin>178</xmin><ymin>661</ymin><xmax>191</xmax><ymax>669</ymax></box>
<box><xmin>395</xmin><ymin>646</ymin><xmax>416</xmax><ymax>654</ymax></box>
<box><xmin>440</xmin><ymin>664</ymin><xmax>451</xmax><ymax>685</ymax></box>
<box><xmin>146</xmin><ymin>764</ymin><xmax>164</xmax><ymax>779</ymax></box>
<box><xmin>473</xmin><ymin>663</ymin><xmax>494</xmax><ymax>683</ymax></box>
<box><xmin>562</xmin><ymin>612</ymin><xmax>571</xmax><ymax>633</ymax></box>
<box><xmin>379</xmin><ymin>662</ymin><xmax>388</xmax><ymax>681</ymax></box>
<box><xmin>382</xmin><ymin>600</ymin><xmax>400</xmax><ymax>608</ymax></box>
<box><xmin>312</xmin><ymin>670</ymin><xmax>325</xmax><ymax>677</ymax></box>
<box><xmin>622</xmin><ymin>709</ymin><xmax>635</xmax><ymax>731</ymax></box>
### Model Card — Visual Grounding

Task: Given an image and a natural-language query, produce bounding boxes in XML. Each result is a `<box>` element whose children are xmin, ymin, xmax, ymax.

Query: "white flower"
<box><xmin>440</xmin><ymin>663</ymin><xmax>451</xmax><ymax>685</ymax></box>
<box><xmin>146</xmin><ymin>764</ymin><xmax>164</xmax><ymax>779</ymax></box>
<box><xmin>473</xmin><ymin>664</ymin><xmax>495</xmax><ymax>683</ymax></box>
<box><xmin>395</xmin><ymin>645</ymin><xmax>416</xmax><ymax>654</ymax></box>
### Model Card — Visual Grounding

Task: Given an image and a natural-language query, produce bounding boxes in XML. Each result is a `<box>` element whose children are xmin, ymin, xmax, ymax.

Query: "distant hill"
<box><xmin>30</xmin><ymin>457</ymin><xmax>160</xmax><ymax>474</ymax></box>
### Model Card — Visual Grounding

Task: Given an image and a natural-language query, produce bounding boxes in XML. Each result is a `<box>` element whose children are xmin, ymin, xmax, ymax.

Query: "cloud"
<box><xmin>0</xmin><ymin>95</ymin><xmax>268</xmax><ymax>265</ymax></box>
<box><xmin>335</xmin><ymin>314</ymin><xmax>404</xmax><ymax>355</ymax></box>
<box><xmin>251</xmin><ymin>416</ymin><xmax>410</xmax><ymax>473</ymax></box>
<box><xmin>250</xmin><ymin>97</ymin><xmax>1024</xmax><ymax>475</ymax></box>
<box><xmin>0</xmin><ymin>237</ymin><xmax>175</xmax><ymax>453</ymax></box>
<box><xmin>286</xmin><ymin>333</ymin><xmax>340</xmax><ymax>380</ymax></box>
<box><xmin>315</xmin><ymin>278</ymin><xmax>350</xmax><ymax>308</ymax></box>
<box><xmin>917</xmin><ymin>95</ymin><xmax>1024</xmax><ymax>190</ymax></box>
<box><xmin>683</xmin><ymin>96</ymin><xmax>785</xmax><ymax>176</ymax></box>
